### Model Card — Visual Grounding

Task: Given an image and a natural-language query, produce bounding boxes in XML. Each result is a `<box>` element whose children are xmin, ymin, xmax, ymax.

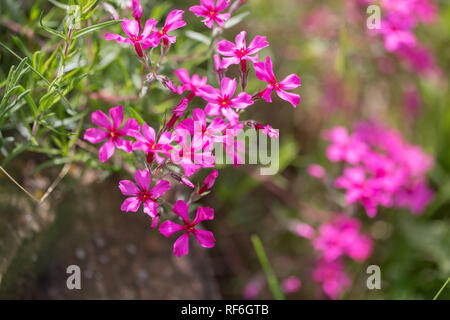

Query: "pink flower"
<box><xmin>335</xmin><ymin>167</ymin><xmax>390</xmax><ymax>217</ymax></box>
<box><xmin>159</xmin><ymin>200</ymin><xmax>215</xmax><ymax>257</ymax></box>
<box><xmin>177</xmin><ymin>108</ymin><xmax>227</xmax><ymax>151</ymax></box>
<box><xmin>151</xmin><ymin>10</ymin><xmax>186</xmax><ymax>46</ymax></box>
<box><xmin>189</xmin><ymin>0</ymin><xmax>231</xmax><ymax>29</ymax></box>
<box><xmin>253</xmin><ymin>123</ymin><xmax>279</xmax><ymax>138</ymax></box>
<box><xmin>128</xmin><ymin>122</ymin><xmax>173</xmax><ymax>164</ymax></box>
<box><xmin>243</xmin><ymin>277</ymin><xmax>264</xmax><ymax>299</ymax></box>
<box><xmin>378</xmin><ymin>14</ymin><xmax>417</xmax><ymax>52</ymax></box>
<box><xmin>281</xmin><ymin>276</ymin><xmax>302</xmax><ymax>294</ymax></box>
<box><xmin>199</xmin><ymin>77</ymin><xmax>253</xmax><ymax>124</ymax></box>
<box><xmin>292</xmin><ymin>222</ymin><xmax>315</xmax><ymax>239</ymax></box>
<box><xmin>130</xmin><ymin>0</ymin><xmax>143</xmax><ymax>21</ymax></box>
<box><xmin>254</xmin><ymin>56</ymin><xmax>301</xmax><ymax>108</ymax></box>
<box><xmin>105</xmin><ymin>18</ymin><xmax>158</xmax><ymax>57</ymax></box>
<box><xmin>213</xmin><ymin>54</ymin><xmax>225</xmax><ymax>80</ymax></box>
<box><xmin>307</xmin><ymin>164</ymin><xmax>326</xmax><ymax>179</ymax></box>
<box><xmin>313</xmin><ymin>215</ymin><xmax>373</xmax><ymax>262</ymax></box>
<box><xmin>84</xmin><ymin>105</ymin><xmax>139</xmax><ymax>162</ymax></box>
<box><xmin>323</xmin><ymin>126</ymin><xmax>367</xmax><ymax>165</ymax></box>
<box><xmin>171</xmin><ymin>127</ymin><xmax>216</xmax><ymax>177</ymax></box>
<box><xmin>118</xmin><ymin>170</ymin><xmax>171</xmax><ymax>228</ymax></box>
<box><xmin>175</xmin><ymin>69</ymin><xmax>208</xmax><ymax>97</ymax></box>
<box><xmin>396</xmin><ymin>180</ymin><xmax>434</xmax><ymax>215</ymax></box>
<box><xmin>198</xmin><ymin>169</ymin><xmax>219</xmax><ymax>194</ymax></box>
<box><xmin>313</xmin><ymin>259</ymin><xmax>351</xmax><ymax>300</ymax></box>
<box><xmin>217</xmin><ymin>31</ymin><xmax>268</xmax><ymax>69</ymax></box>
<box><xmin>166</xmin><ymin>98</ymin><xmax>189</xmax><ymax>130</ymax></box>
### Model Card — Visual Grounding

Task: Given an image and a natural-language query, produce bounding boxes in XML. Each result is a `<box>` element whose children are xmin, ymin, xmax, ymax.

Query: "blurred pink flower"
<box><xmin>378</xmin><ymin>14</ymin><xmax>417</xmax><ymax>52</ymax></box>
<box><xmin>307</xmin><ymin>164</ymin><xmax>326</xmax><ymax>179</ymax></box>
<box><xmin>118</xmin><ymin>170</ymin><xmax>171</xmax><ymax>228</ymax></box>
<box><xmin>254</xmin><ymin>56</ymin><xmax>301</xmax><ymax>108</ymax></box>
<box><xmin>323</xmin><ymin>126</ymin><xmax>367</xmax><ymax>165</ymax></box>
<box><xmin>243</xmin><ymin>277</ymin><xmax>264</xmax><ymax>299</ymax></box>
<box><xmin>199</xmin><ymin>169</ymin><xmax>219</xmax><ymax>194</ymax></box>
<box><xmin>217</xmin><ymin>31</ymin><xmax>268</xmax><ymax>68</ymax></box>
<box><xmin>281</xmin><ymin>276</ymin><xmax>302</xmax><ymax>294</ymax></box>
<box><xmin>313</xmin><ymin>259</ymin><xmax>351</xmax><ymax>300</ymax></box>
<box><xmin>84</xmin><ymin>105</ymin><xmax>139</xmax><ymax>162</ymax></box>
<box><xmin>293</xmin><ymin>222</ymin><xmax>315</xmax><ymax>239</ymax></box>
<box><xmin>190</xmin><ymin>0</ymin><xmax>231</xmax><ymax>29</ymax></box>
<box><xmin>159</xmin><ymin>200</ymin><xmax>215</xmax><ymax>257</ymax></box>
<box><xmin>130</xmin><ymin>0</ymin><xmax>143</xmax><ymax>21</ymax></box>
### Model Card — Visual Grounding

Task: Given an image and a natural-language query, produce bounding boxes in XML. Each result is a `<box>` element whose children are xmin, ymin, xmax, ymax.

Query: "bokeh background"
<box><xmin>0</xmin><ymin>0</ymin><xmax>449</xmax><ymax>299</ymax></box>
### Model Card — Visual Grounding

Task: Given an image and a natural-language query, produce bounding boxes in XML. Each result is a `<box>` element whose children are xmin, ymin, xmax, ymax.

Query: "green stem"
<box><xmin>251</xmin><ymin>234</ymin><xmax>285</xmax><ymax>300</ymax></box>
<box><xmin>433</xmin><ymin>276</ymin><xmax>450</xmax><ymax>300</ymax></box>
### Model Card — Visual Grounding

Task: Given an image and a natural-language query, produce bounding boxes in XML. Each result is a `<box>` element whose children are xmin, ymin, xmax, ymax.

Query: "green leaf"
<box><xmin>39</xmin><ymin>12</ymin><xmax>65</xmax><ymax>39</ymax></box>
<box><xmin>224</xmin><ymin>11</ymin><xmax>250</xmax><ymax>29</ymax></box>
<box><xmin>185</xmin><ymin>31</ymin><xmax>211</xmax><ymax>46</ymax></box>
<box><xmin>72</xmin><ymin>19</ymin><xmax>122</xmax><ymax>40</ymax></box>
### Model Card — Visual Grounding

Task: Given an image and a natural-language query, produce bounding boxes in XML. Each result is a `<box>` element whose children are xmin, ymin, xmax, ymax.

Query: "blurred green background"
<box><xmin>0</xmin><ymin>0</ymin><xmax>449</xmax><ymax>299</ymax></box>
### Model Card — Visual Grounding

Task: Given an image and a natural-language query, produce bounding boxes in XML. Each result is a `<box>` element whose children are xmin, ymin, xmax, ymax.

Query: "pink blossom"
<box><xmin>151</xmin><ymin>10</ymin><xmax>186</xmax><ymax>46</ymax></box>
<box><xmin>84</xmin><ymin>105</ymin><xmax>139</xmax><ymax>162</ymax></box>
<box><xmin>307</xmin><ymin>164</ymin><xmax>326</xmax><ymax>179</ymax></box>
<box><xmin>130</xmin><ymin>0</ymin><xmax>143</xmax><ymax>21</ymax></box>
<box><xmin>254</xmin><ymin>56</ymin><xmax>301</xmax><ymax>108</ymax></box>
<box><xmin>323</xmin><ymin>126</ymin><xmax>367</xmax><ymax>165</ymax></box>
<box><xmin>105</xmin><ymin>18</ymin><xmax>158</xmax><ymax>57</ymax></box>
<box><xmin>243</xmin><ymin>277</ymin><xmax>264</xmax><ymax>299</ymax></box>
<box><xmin>313</xmin><ymin>215</ymin><xmax>373</xmax><ymax>262</ymax></box>
<box><xmin>335</xmin><ymin>167</ymin><xmax>391</xmax><ymax>217</ymax></box>
<box><xmin>199</xmin><ymin>77</ymin><xmax>253</xmax><ymax>124</ymax></box>
<box><xmin>217</xmin><ymin>31</ymin><xmax>268</xmax><ymax>69</ymax></box>
<box><xmin>175</xmin><ymin>69</ymin><xmax>208</xmax><ymax>97</ymax></box>
<box><xmin>213</xmin><ymin>54</ymin><xmax>225</xmax><ymax>80</ymax></box>
<box><xmin>166</xmin><ymin>98</ymin><xmax>189</xmax><ymax>130</ymax></box>
<box><xmin>253</xmin><ymin>123</ymin><xmax>279</xmax><ymax>138</ymax></box>
<box><xmin>378</xmin><ymin>14</ymin><xmax>417</xmax><ymax>52</ymax></box>
<box><xmin>281</xmin><ymin>276</ymin><xmax>302</xmax><ymax>294</ymax></box>
<box><xmin>313</xmin><ymin>259</ymin><xmax>351</xmax><ymax>300</ymax></box>
<box><xmin>198</xmin><ymin>169</ymin><xmax>219</xmax><ymax>194</ymax></box>
<box><xmin>118</xmin><ymin>170</ymin><xmax>171</xmax><ymax>228</ymax></box>
<box><xmin>128</xmin><ymin>122</ymin><xmax>173</xmax><ymax>164</ymax></box>
<box><xmin>171</xmin><ymin>127</ymin><xmax>216</xmax><ymax>177</ymax></box>
<box><xmin>159</xmin><ymin>200</ymin><xmax>215</xmax><ymax>257</ymax></box>
<box><xmin>189</xmin><ymin>0</ymin><xmax>231</xmax><ymax>29</ymax></box>
<box><xmin>178</xmin><ymin>108</ymin><xmax>227</xmax><ymax>151</ymax></box>
<box><xmin>396</xmin><ymin>180</ymin><xmax>434</xmax><ymax>215</ymax></box>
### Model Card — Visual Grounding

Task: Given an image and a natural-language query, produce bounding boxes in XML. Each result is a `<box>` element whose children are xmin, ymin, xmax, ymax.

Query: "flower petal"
<box><xmin>173</xmin><ymin>200</ymin><xmax>190</xmax><ymax>222</ymax></box>
<box><xmin>173</xmin><ymin>233</ymin><xmax>190</xmax><ymax>257</ymax></box>
<box><xmin>220</xmin><ymin>77</ymin><xmax>236</xmax><ymax>98</ymax></box>
<box><xmin>276</xmin><ymin>89</ymin><xmax>300</xmax><ymax>108</ymax></box>
<box><xmin>122</xmin><ymin>18</ymin><xmax>139</xmax><ymax>38</ymax></box>
<box><xmin>193</xmin><ymin>206</ymin><xmax>214</xmax><ymax>224</ymax></box>
<box><xmin>91</xmin><ymin>110</ymin><xmax>111</xmax><ymax>129</ymax></box>
<box><xmin>120</xmin><ymin>196</ymin><xmax>141</xmax><ymax>212</ymax></box>
<box><xmin>118</xmin><ymin>180</ymin><xmax>140</xmax><ymax>196</ymax></box>
<box><xmin>193</xmin><ymin>229</ymin><xmax>215</xmax><ymax>248</ymax></box>
<box><xmin>99</xmin><ymin>139</ymin><xmax>115</xmax><ymax>162</ymax></box>
<box><xmin>151</xmin><ymin>179</ymin><xmax>171</xmax><ymax>197</ymax></box>
<box><xmin>134</xmin><ymin>169</ymin><xmax>151</xmax><ymax>191</ymax></box>
<box><xmin>159</xmin><ymin>220</ymin><xmax>184</xmax><ymax>237</ymax></box>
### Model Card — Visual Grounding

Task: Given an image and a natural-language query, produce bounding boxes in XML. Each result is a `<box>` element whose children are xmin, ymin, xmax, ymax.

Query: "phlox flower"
<box><xmin>118</xmin><ymin>170</ymin><xmax>171</xmax><ymax>228</ymax></box>
<box><xmin>189</xmin><ymin>0</ymin><xmax>231</xmax><ymax>29</ymax></box>
<box><xmin>378</xmin><ymin>14</ymin><xmax>417</xmax><ymax>52</ymax></box>
<box><xmin>105</xmin><ymin>18</ymin><xmax>159</xmax><ymax>57</ymax></box>
<box><xmin>323</xmin><ymin>126</ymin><xmax>367</xmax><ymax>165</ymax></box>
<box><xmin>171</xmin><ymin>127</ymin><xmax>216</xmax><ymax>177</ymax></box>
<box><xmin>177</xmin><ymin>108</ymin><xmax>227</xmax><ymax>151</ymax></box>
<box><xmin>198</xmin><ymin>169</ymin><xmax>219</xmax><ymax>194</ymax></box>
<box><xmin>217</xmin><ymin>31</ymin><xmax>268</xmax><ymax>69</ymax></box>
<box><xmin>199</xmin><ymin>77</ymin><xmax>253</xmax><ymax>124</ymax></box>
<box><xmin>254</xmin><ymin>56</ymin><xmax>301</xmax><ymax>108</ymax></box>
<box><xmin>174</xmin><ymin>69</ymin><xmax>208</xmax><ymax>97</ymax></box>
<box><xmin>313</xmin><ymin>259</ymin><xmax>351</xmax><ymax>300</ymax></box>
<box><xmin>313</xmin><ymin>216</ymin><xmax>373</xmax><ymax>262</ymax></box>
<box><xmin>253</xmin><ymin>123</ymin><xmax>279</xmax><ymax>138</ymax></box>
<box><xmin>166</xmin><ymin>98</ymin><xmax>189</xmax><ymax>130</ymax></box>
<box><xmin>159</xmin><ymin>200</ymin><xmax>215</xmax><ymax>257</ymax></box>
<box><xmin>128</xmin><ymin>122</ymin><xmax>173</xmax><ymax>164</ymax></box>
<box><xmin>151</xmin><ymin>10</ymin><xmax>186</xmax><ymax>47</ymax></box>
<box><xmin>84</xmin><ymin>105</ymin><xmax>139</xmax><ymax>162</ymax></box>
<box><xmin>335</xmin><ymin>167</ymin><xmax>391</xmax><ymax>217</ymax></box>
<box><xmin>396</xmin><ymin>180</ymin><xmax>434</xmax><ymax>215</ymax></box>
<box><xmin>130</xmin><ymin>0</ymin><xmax>143</xmax><ymax>21</ymax></box>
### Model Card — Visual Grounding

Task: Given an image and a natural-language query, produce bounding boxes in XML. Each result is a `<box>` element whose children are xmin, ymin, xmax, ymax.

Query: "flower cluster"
<box><xmin>368</xmin><ymin>0</ymin><xmax>439</xmax><ymax>74</ymax></box>
<box><xmin>292</xmin><ymin>214</ymin><xmax>372</xmax><ymax>299</ymax></box>
<box><xmin>84</xmin><ymin>0</ymin><xmax>301</xmax><ymax>257</ymax></box>
<box><xmin>323</xmin><ymin>122</ymin><xmax>434</xmax><ymax>217</ymax></box>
